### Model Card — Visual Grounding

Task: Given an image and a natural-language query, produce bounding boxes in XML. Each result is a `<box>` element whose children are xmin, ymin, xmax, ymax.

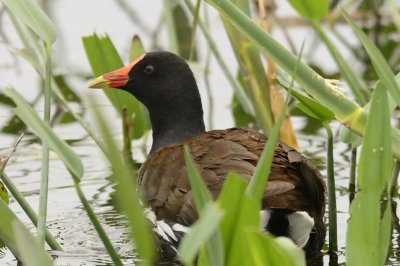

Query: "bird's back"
<box><xmin>138</xmin><ymin>127</ymin><xmax>325</xmax><ymax>223</ymax></box>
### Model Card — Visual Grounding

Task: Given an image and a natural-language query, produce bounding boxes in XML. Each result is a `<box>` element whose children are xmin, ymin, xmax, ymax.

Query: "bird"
<box><xmin>89</xmin><ymin>51</ymin><xmax>326</xmax><ymax>259</ymax></box>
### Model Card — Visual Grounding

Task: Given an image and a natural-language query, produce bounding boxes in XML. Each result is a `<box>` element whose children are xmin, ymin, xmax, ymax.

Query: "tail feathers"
<box><xmin>287</xmin><ymin>211</ymin><xmax>314</xmax><ymax>248</ymax></box>
<box><xmin>147</xmin><ymin>208</ymin><xmax>315</xmax><ymax>258</ymax></box>
<box><xmin>145</xmin><ymin>209</ymin><xmax>188</xmax><ymax>259</ymax></box>
<box><xmin>260</xmin><ymin>209</ymin><xmax>315</xmax><ymax>248</ymax></box>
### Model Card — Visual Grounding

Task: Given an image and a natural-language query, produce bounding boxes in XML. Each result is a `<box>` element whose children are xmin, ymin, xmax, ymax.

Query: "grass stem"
<box><xmin>0</xmin><ymin>172</ymin><xmax>61</xmax><ymax>250</ymax></box>
<box><xmin>74</xmin><ymin>180</ymin><xmax>123</xmax><ymax>266</ymax></box>
<box><xmin>37</xmin><ymin>43</ymin><xmax>52</xmax><ymax>246</ymax></box>
<box><xmin>183</xmin><ymin>0</ymin><xmax>254</xmax><ymax>116</ymax></box>
<box><xmin>324</xmin><ymin>122</ymin><xmax>338</xmax><ymax>252</ymax></box>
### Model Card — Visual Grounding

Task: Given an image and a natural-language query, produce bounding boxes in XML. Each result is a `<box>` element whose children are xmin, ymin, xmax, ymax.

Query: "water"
<box><xmin>0</xmin><ymin>1</ymin><xmax>399</xmax><ymax>265</ymax></box>
<box><xmin>1</xmin><ymin>117</ymin><xmax>398</xmax><ymax>265</ymax></box>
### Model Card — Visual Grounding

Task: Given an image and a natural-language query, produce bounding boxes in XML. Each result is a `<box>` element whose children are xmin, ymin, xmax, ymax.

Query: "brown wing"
<box><xmin>138</xmin><ymin>127</ymin><xmax>325</xmax><ymax>226</ymax></box>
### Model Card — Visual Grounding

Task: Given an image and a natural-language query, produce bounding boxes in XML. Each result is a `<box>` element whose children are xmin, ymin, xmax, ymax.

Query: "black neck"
<box><xmin>149</xmin><ymin>106</ymin><xmax>205</xmax><ymax>155</ymax></box>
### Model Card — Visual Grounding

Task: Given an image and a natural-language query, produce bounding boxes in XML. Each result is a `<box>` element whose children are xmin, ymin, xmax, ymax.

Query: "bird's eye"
<box><xmin>144</xmin><ymin>65</ymin><xmax>154</xmax><ymax>75</ymax></box>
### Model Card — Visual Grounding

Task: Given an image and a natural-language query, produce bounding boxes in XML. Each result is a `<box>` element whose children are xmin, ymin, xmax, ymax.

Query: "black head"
<box><xmin>89</xmin><ymin>51</ymin><xmax>206</xmax><ymax>153</ymax></box>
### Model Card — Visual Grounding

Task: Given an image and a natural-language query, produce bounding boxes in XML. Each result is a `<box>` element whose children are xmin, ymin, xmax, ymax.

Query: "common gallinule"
<box><xmin>89</xmin><ymin>51</ymin><xmax>326</xmax><ymax>257</ymax></box>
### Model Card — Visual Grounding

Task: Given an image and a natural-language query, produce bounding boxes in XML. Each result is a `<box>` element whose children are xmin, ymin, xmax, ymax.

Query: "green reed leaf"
<box><xmin>179</xmin><ymin>203</ymin><xmax>224</xmax><ymax>265</ymax></box>
<box><xmin>93</xmin><ymin>105</ymin><xmax>156</xmax><ymax>264</ymax></box>
<box><xmin>0</xmin><ymin>199</ymin><xmax>53</xmax><ymax>265</ymax></box>
<box><xmin>183</xmin><ymin>145</ymin><xmax>214</xmax><ymax>213</ymax></box>
<box><xmin>342</xmin><ymin>9</ymin><xmax>400</xmax><ymax>108</ymax></box>
<box><xmin>1</xmin><ymin>0</ymin><xmax>56</xmax><ymax>44</ymax></box>
<box><xmin>288</xmin><ymin>0</ymin><xmax>329</xmax><ymax>21</ymax></box>
<box><xmin>4</xmin><ymin>87</ymin><xmax>83</xmax><ymax>180</ymax></box>
<box><xmin>13</xmin><ymin>220</ymin><xmax>54</xmax><ymax>266</ymax></box>
<box><xmin>347</xmin><ymin>82</ymin><xmax>392</xmax><ymax>266</ymax></box>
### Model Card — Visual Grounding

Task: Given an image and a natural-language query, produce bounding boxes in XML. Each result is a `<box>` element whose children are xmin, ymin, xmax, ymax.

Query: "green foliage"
<box><xmin>5</xmin><ymin>88</ymin><xmax>83</xmax><ymax>179</ymax></box>
<box><xmin>231</xmin><ymin>94</ymin><xmax>255</xmax><ymax>127</ymax></box>
<box><xmin>179</xmin><ymin>203</ymin><xmax>224</xmax><ymax>265</ymax></box>
<box><xmin>219</xmin><ymin>0</ymin><xmax>274</xmax><ymax>134</ymax></box>
<box><xmin>246</xmin><ymin>89</ymin><xmax>287</xmax><ymax>202</ymax></box>
<box><xmin>204</xmin><ymin>0</ymin><xmax>400</xmax><ymax>161</ymax></box>
<box><xmin>346</xmin><ymin>83</ymin><xmax>393</xmax><ymax>266</ymax></box>
<box><xmin>181</xmin><ymin>146</ymin><xmax>224</xmax><ymax>265</ymax></box>
<box><xmin>179</xmin><ymin>169</ymin><xmax>306</xmax><ymax>266</ymax></box>
<box><xmin>183</xmin><ymin>146</ymin><xmax>214</xmax><ymax>213</ymax></box>
<box><xmin>13</xmin><ymin>220</ymin><xmax>54</xmax><ymax>266</ymax></box>
<box><xmin>342</xmin><ymin>10</ymin><xmax>400</xmax><ymax>108</ymax></box>
<box><xmin>173</xmin><ymin>4</ymin><xmax>198</xmax><ymax>60</ymax></box>
<box><xmin>218</xmin><ymin>173</ymin><xmax>259</xmax><ymax>266</ymax></box>
<box><xmin>288</xmin><ymin>0</ymin><xmax>329</xmax><ymax>21</ymax></box>
<box><xmin>93</xmin><ymin>107</ymin><xmax>156</xmax><ymax>265</ymax></box>
<box><xmin>313</xmin><ymin>23</ymin><xmax>370</xmax><ymax>105</ymax></box>
<box><xmin>0</xmin><ymin>0</ymin><xmax>57</xmax><ymax>45</ymax></box>
<box><xmin>278</xmin><ymin>79</ymin><xmax>334</xmax><ymax>123</ymax></box>
<box><xmin>130</xmin><ymin>35</ymin><xmax>146</xmax><ymax>62</ymax></box>
<box><xmin>0</xmin><ymin>199</ymin><xmax>53</xmax><ymax>265</ymax></box>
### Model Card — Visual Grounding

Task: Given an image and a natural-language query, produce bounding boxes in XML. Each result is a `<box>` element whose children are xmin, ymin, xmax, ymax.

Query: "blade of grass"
<box><xmin>178</xmin><ymin>203</ymin><xmax>223</xmax><ymax>265</ymax></box>
<box><xmin>288</xmin><ymin>0</ymin><xmax>329</xmax><ymax>21</ymax></box>
<box><xmin>1</xmin><ymin>171</ymin><xmax>61</xmax><ymax>250</ymax></box>
<box><xmin>13</xmin><ymin>220</ymin><xmax>54</xmax><ymax>266</ymax></box>
<box><xmin>313</xmin><ymin>23</ymin><xmax>369</xmax><ymax>105</ymax></box>
<box><xmin>173</xmin><ymin>3</ymin><xmax>197</xmax><ymax>60</ymax></box>
<box><xmin>346</xmin><ymin>82</ymin><xmax>393</xmax><ymax>266</ymax></box>
<box><xmin>183</xmin><ymin>0</ymin><xmax>255</xmax><ymax>116</ymax></box>
<box><xmin>246</xmin><ymin>232</ymin><xmax>305</xmax><ymax>266</ymax></box>
<box><xmin>0</xmin><ymin>135</ymin><xmax>61</xmax><ymax>250</ymax></box>
<box><xmin>93</xmin><ymin>105</ymin><xmax>156</xmax><ymax>264</ymax></box>
<box><xmin>204</xmin><ymin>0</ymin><xmax>400</xmax><ymax>160</ymax></box>
<box><xmin>163</xmin><ymin>0</ymin><xmax>179</xmax><ymax>54</ymax></box>
<box><xmin>342</xmin><ymin>9</ymin><xmax>400</xmax><ymax>107</ymax></box>
<box><xmin>218</xmin><ymin>173</ymin><xmax>259</xmax><ymax>265</ymax></box>
<box><xmin>37</xmin><ymin>42</ymin><xmax>52</xmax><ymax>246</ymax></box>
<box><xmin>389</xmin><ymin>0</ymin><xmax>400</xmax><ymax>31</ymax></box>
<box><xmin>338</xmin><ymin>75</ymin><xmax>400</xmax><ymax>148</ymax></box>
<box><xmin>218</xmin><ymin>0</ymin><xmax>275</xmax><ymax>134</ymax></box>
<box><xmin>256</xmin><ymin>0</ymin><xmax>299</xmax><ymax>149</ymax></box>
<box><xmin>73</xmin><ymin>180</ymin><xmax>123</xmax><ymax>266</ymax></box>
<box><xmin>183</xmin><ymin>146</ymin><xmax>224</xmax><ymax>265</ymax></box>
<box><xmin>183</xmin><ymin>145</ymin><xmax>213</xmax><ymax>213</ymax></box>
<box><xmin>217</xmin><ymin>173</ymin><xmax>251</xmax><ymax>254</ymax></box>
<box><xmin>5</xmin><ymin>87</ymin><xmax>83</xmax><ymax>179</ymax></box>
<box><xmin>0</xmin><ymin>0</ymin><xmax>57</xmax><ymax>45</ymax></box>
<box><xmin>0</xmin><ymin>198</ymin><xmax>54</xmax><ymax>264</ymax></box>
<box><xmin>189</xmin><ymin>0</ymin><xmax>201</xmax><ymax>60</ymax></box>
<box><xmin>0</xmin><ymin>199</ymin><xmax>21</xmax><ymax>260</ymax></box>
<box><xmin>245</xmin><ymin>101</ymin><xmax>286</xmax><ymax>201</ymax></box>
<box><xmin>240</xmin><ymin>44</ymin><xmax>275</xmax><ymax>134</ymax></box>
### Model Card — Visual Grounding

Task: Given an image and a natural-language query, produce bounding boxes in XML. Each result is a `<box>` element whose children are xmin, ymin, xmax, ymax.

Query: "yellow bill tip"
<box><xmin>88</xmin><ymin>76</ymin><xmax>110</xmax><ymax>89</ymax></box>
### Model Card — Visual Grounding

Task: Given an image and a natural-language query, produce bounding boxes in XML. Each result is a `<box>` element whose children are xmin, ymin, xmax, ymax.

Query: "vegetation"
<box><xmin>0</xmin><ymin>0</ymin><xmax>399</xmax><ymax>265</ymax></box>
